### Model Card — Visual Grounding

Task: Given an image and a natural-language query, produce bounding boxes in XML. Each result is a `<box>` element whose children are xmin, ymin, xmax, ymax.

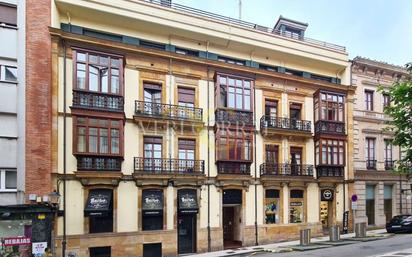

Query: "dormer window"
<box><xmin>273</xmin><ymin>16</ymin><xmax>308</xmax><ymax>40</ymax></box>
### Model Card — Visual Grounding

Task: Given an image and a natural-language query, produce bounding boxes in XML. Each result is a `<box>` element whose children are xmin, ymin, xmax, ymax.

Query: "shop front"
<box><xmin>320</xmin><ymin>189</ymin><xmax>335</xmax><ymax>229</ymax></box>
<box><xmin>177</xmin><ymin>189</ymin><xmax>198</xmax><ymax>254</ymax></box>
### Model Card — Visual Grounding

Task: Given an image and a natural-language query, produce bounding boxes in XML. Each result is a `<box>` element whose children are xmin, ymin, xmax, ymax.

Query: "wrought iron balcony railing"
<box><xmin>215</xmin><ymin>109</ymin><xmax>254</xmax><ymax>126</ymax></box>
<box><xmin>315</xmin><ymin>120</ymin><xmax>345</xmax><ymax>135</ymax></box>
<box><xmin>217</xmin><ymin>161</ymin><xmax>251</xmax><ymax>175</ymax></box>
<box><xmin>72</xmin><ymin>90</ymin><xmax>124</xmax><ymax>112</ymax></box>
<box><xmin>260</xmin><ymin>163</ymin><xmax>314</xmax><ymax>176</ymax></box>
<box><xmin>260</xmin><ymin>116</ymin><xmax>311</xmax><ymax>132</ymax></box>
<box><xmin>134</xmin><ymin>157</ymin><xmax>204</xmax><ymax>174</ymax></box>
<box><xmin>316</xmin><ymin>165</ymin><xmax>344</xmax><ymax>177</ymax></box>
<box><xmin>134</xmin><ymin>100</ymin><xmax>203</xmax><ymax>122</ymax></box>
<box><xmin>366</xmin><ymin>160</ymin><xmax>377</xmax><ymax>170</ymax></box>
<box><xmin>385</xmin><ymin>160</ymin><xmax>396</xmax><ymax>170</ymax></box>
<box><xmin>77</xmin><ymin>156</ymin><xmax>122</xmax><ymax>171</ymax></box>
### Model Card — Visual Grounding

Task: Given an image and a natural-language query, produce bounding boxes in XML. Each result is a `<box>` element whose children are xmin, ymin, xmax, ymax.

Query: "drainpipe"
<box><xmin>206</xmin><ymin>41</ymin><xmax>211</xmax><ymax>252</ymax></box>
<box><xmin>254</xmin><ymin>75</ymin><xmax>258</xmax><ymax>246</ymax></box>
<box><xmin>62</xmin><ymin>39</ymin><xmax>67</xmax><ymax>257</ymax></box>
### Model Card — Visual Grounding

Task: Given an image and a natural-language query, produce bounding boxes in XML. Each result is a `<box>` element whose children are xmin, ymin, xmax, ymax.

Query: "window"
<box><xmin>384</xmin><ymin>139</ymin><xmax>392</xmax><ymax>162</ymax></box>
<box><xmin>265</xmin><ymin>189</ymin><xmax>280</xmax><ymax>224</ymax></box>
<box><xmin>217</xmin><ymin>56</ymin><xmax>245</xmax><ymax>66</ymax></box>
<box><xmin>90</xmin><ymin>246</ymin><xmax>111</xmax><ymax>257</ymax></box>
<box><xmin>265</xmin><ymin>100</ymin><xmax>277</xmax><ymax>118</ymax></box>
<box><xmin>178</xmin><ymin>139</ymin><xmax>195</xmax><ymax>173</ymax></box>
<box><xmin>289</xmin><ymin>103</ymin><xmax>301</xmax><ymax>120</ymax></box>
<box><xmin>383</xmin><ymin>94</ymin><xmax>391</xmax><ymax>108</ymax></box>
<box><xmin>0</xmin><ymin>169</ymin><xmax>17</xmax><ymax>191</ymax></box>
<box><xmin>314</xmin><ymin>92</ymin><xmax>345</xmax><ymax>122</ymax></box>
<box><xmin>175</xmin><ymin>48</ymin><xmax>199</xmax><ymax>57</ymax></box>
<box><xmin>144</xmin><ymin>137</ymin><xmax>162</xmax><ymax>171</ymax></box>
<box><xmin>178</xmin><ymin>87</ymin><xmax>195</xmax><ymax>118</ymax></box>
<box><xmin>366</xmin><ymin>138</ymin><xmax>375</xmax><ymax>161</ymax></box>
<box><xmin>0</xmin><ymin>4</ymin><xmax>17</xmax><ymax>27</ymax></box>
<box><xmin>0</xmin><ymin>66</ymin><xmax>17</xmax><ymax>82</ymax></box>
<box><xmin>315</xmin><ymin>139</ymin><xmax>345</xmax><ymax>166</ymax></box>
<box><xmin>75</xmin><ymin>117</ymin><xmax>122</xmax><ymax>155</ymax></box>
<box><xmin>366</xmin><ymin>185</ymin><xmax>375</xmax><ymax>225</ymax></box>
<box><xmin>365</xmin><ymin>90</ymin><xmax>374</xmax><ymax>111</ymax></box>
<box><xmin>142</xmin><ymin>189</ymin><xmax>164</xmax><ymax>231</ymax></box>
<box><xmin>86</xmin><ymin>189</ymin><xmax>113</xmax><ymax>234</ymax></box>
<box><xmin>216</xmin><ymin>129</ymin><xmax>252</xmax><ymax>161</ymax></box>
<box><xmin>265</xmin><ymin>145</ymin><xmax>279</xmax><ymax>163</ymax></box>
<box><xmin>74</xmin><ymin>50</ymin><xmax>122</xmax><ymax>95</ymax></box>
<box><xmin>290</xmin><ymin>190</ymin><xmax>304</xmax><ymax>223</ymax></box>
<box><xmin>217</xmin><ymin>74</ymin><xmax>252</xmax><ymax>111</ymax></box>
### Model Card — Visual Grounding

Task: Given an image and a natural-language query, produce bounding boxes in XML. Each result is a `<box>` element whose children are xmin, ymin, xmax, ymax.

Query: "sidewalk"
<box><xmin>187</xmin><ymin>229</ymin><xmax>388</xmax><ymax>257</ymax></box>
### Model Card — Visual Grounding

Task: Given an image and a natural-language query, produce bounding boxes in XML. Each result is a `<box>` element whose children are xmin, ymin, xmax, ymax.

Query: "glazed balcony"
<box><xmin>72</xmin><ymin>90</ymin><xmax>124</xmax><ymax>112</ymax></box>
<box><xmin>134</xmin><ymin>101</ymin><xmax>203</xmax><ymax>129</ymax></box>
<box><xmin>385</xmin><ymin>160</ymin><xmax>396</xmax><ymax>171</ymax></box>
<box><xmin>260</xmin><ymin>116</ymin><xmax>311</xmax><ymax>137</ymax></box>
<box><xmin>76</xmin><ymin>156</ymin><xmax>122</xmax><ymax>171</ymax></box>
<box><xmin>215</xmin><ymin>109</ymin><xmax>254</xmax><ymax>127</ymax></box>
<box><xmin>216</xmin><ymin>161</ymin><xmax>251</xmax><ymax>175</ymax></box>
<box><xmin>366</xmin><ymin>159</ymin><xmax>377</xmax><ymax>170</ymax></box>
<box><xmin>260</xmin><ymin>163</ymin><xmax>314</xmax><ymax>176</ymax></box>
<box><xmin>316</xmin><ymin>165</ymin><xmax>344</xmax><ymax>178</ymax></box>
<box><xmin>133</xmin><ymin>157</ymin><xmax>204</xmax><ymax>175</ymax></box>
<box><xmin>315</xmin><ymin>120</ymin><xmax>345</xmax><ymax>135</ymax></box>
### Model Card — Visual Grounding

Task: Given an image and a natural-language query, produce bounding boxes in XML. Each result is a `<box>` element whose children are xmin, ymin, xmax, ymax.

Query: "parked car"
<box><xmin>386</xmin><ymin>215</ymin><xmax>412</xmax><ymax>233</ymax></box>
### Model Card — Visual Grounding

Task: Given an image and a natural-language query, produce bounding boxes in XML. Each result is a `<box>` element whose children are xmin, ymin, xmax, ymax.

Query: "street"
<box><xmin>255</xmin><ymin>234</ymin><xmax>412</xmax><ymax>257</ymax></box>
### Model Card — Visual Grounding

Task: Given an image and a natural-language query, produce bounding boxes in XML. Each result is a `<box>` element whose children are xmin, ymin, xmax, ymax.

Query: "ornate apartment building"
<box><xmin>46</xmin><ymin>0</ymin><xmax>354</xmax><ymax>256</ymax></box>
<box><xmin>352</xmin><ymin>57</ymin><xmax>410</xmax><ymax>227</ymax></box>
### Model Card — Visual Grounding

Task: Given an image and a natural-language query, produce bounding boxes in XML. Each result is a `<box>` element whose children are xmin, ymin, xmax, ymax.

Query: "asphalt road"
<box><xmin>253</xmin><ymin>233</ymin><xmax>412</xmax><ymax>257</ymax></box>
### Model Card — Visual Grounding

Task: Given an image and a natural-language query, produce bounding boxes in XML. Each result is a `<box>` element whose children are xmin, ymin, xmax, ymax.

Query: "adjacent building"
<box><xmin>49</xmin><ymin>1</ymin><xmax>354</xmax><ymax>256</ymax></box>
<box><xmin>351</xmin><ymin>57</ymin><xmax>411</xmax><ymax>227</ymax></box>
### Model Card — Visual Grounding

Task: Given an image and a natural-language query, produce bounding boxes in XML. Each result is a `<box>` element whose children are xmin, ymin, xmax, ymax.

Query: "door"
<box><xmin>144</xmin><ymin>137</ymin><xmax>162</xmax><ymax>172</ymax></box>
<box><xmin>178</xmin><ymin>139</ymin><xmax>195</xmax><ymax>173</ymax></box>
<box><xmin>265</xmin><ymin>145</ymin><xmax>279</xmax><ymax>174</ymax></box>
<box><xmin>265</xmin><ymin>100</ymin><xmax>278</xmax><ymax>127</ymax></box>
<box><xmin>290</xmin><ymin>147</ymin><xmax>302</xmax><ymax>175</ymax></box>
<box><xmin>289</xmin><ymin>103</ymin><xmax>302</xmax><ymax>129</ymax></box>
<box><xmin>320</xmin><ymin>201</ymin><xmax>329</xmax><ymax>228</ymax></box>
<box><xmin>178</xmin><ymin>214</ymin><xmax>196</xmax><ymax>254</ymax></box>
<box><xmin>366</xmin><ymin>185</ymin><xmax>375</xmax><ymax>225</ymax></box>
<box><xmin>223</xmin><ymin>207</ymin><xmax>234</xmax><ymax>242</ymax></box>
<box><xmin>144</xmin><ymin>83</ymin><xmax>162</xmax><ymax>114</ymax></box>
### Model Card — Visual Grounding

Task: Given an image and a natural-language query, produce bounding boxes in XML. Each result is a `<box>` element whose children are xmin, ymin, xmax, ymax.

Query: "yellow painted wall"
<box><xmin>117</xmin><ymin>182</ymin><xmax>138</xmax><ymax>232</ymax></box>
<box><xmin>306</xmin><ymin>183</ymin><xmax>320</xmax><ymax>223</ymax></box>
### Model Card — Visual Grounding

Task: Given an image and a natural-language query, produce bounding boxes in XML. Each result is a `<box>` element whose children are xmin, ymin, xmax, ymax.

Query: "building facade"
<box><xmin>49</xmin><ymin>0</ymin><xmax>354</xmax><ymax>256</ymax></box>
<box><xmin>352</xmin><ymin>57</ymin><xmax>411</xmax><ymax>227</ymax></box>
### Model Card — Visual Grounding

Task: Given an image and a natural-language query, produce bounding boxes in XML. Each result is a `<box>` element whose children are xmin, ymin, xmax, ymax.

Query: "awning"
<box><xmin>178</xmin><ymin>189</ymin><xmax>198</xmax><ymax>214</ymax></box>
<box><xmin>84</xmin><ymin>189</ymin><xmax>112</xmax><ymax>217</ymax></box>
<box><xmin>142</xmin><ymin>190</ymin><xmax>163</xmax><ymax>216</ymax></box>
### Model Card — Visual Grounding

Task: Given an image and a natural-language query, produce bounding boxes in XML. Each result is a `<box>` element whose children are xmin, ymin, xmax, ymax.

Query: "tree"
<box><xmin>379</xmin><ymin>63</ymin><xmax>412</xmax><ymax>174</ymax></box>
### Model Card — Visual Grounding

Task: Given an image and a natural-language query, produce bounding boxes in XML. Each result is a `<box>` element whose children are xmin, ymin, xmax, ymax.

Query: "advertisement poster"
<box><xmin>0</xmin><ymin>236</ymin><xmax>32</xmax><ymax>257</ymax></box>
<box><xmin>32</xmin><ymin>242</ymin><xmax>47</xmax><ymax>257</ymax></box>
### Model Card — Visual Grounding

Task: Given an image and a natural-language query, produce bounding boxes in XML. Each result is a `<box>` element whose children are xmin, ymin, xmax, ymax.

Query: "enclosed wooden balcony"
<box><xmin>74</xmin><ymin>156</ymin><xmax>123</xmax><ymax>180</ymax></box>
<box><xmin>133</xmin><ymin>100</ymin><xmax>203</xmax><ymax>129</ymax></box>
<box><xmin>260</xmin><ymin>116</ymin><xmax>312</xmax><ymax>137</ymax></box>
<box><xmin>216</xmin><ymin>161</ymin><xmax>251</xmax><ymax>175</ymax></box>
<box><xmin>316</xmin><ymin>165</ymin><xmax>344</xmax><ymax>178</ymax></box>
<box><xmin>215</xmin><ymin>109</ymin><xmax>254</xmax><ymax>128</ymax></box>
<box><xmin>72</xmin><ymin>90</ymin><xmax>124</xmax><ymax>112</ymax></box>
<box><xmin>315</xmin><ymin>120</ymin><xmax>345</xmax><ymax>136</ymax></box>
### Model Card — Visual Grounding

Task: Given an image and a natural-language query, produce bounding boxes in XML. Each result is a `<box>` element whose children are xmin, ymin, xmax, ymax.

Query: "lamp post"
<box><xmin>48</xmin><ymin>191</ymin><xmax>61</xmax><ymax>257</ymax></box>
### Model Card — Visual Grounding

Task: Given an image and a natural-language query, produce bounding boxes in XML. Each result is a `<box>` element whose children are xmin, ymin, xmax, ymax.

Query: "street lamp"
<box><xmin>48</xmin><ymin>191</ymin><xmax>61</xmax><ymax>208</ymax></box>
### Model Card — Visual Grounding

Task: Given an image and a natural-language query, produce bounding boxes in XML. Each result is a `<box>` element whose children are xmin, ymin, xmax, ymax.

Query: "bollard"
<box><xmin>300</xmin><ymin>229</ymin><xmax>311</xmax><ymax>246</ymax></box>
<box><xmin>329</xmin><ymin>225</ymin><xmax>340</xmax><ymax>242</ymax></box>
<box><xmin>355</xmin><ymin>222</ymin><xmax>367</xmax><ymax>238</ymax></box>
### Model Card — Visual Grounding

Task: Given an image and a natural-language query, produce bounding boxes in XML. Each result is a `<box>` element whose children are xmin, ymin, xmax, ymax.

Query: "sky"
<box><xmin>173</xmin><ymin>0</ymin><xmax>412</xmax><ymax>66</ymax></box>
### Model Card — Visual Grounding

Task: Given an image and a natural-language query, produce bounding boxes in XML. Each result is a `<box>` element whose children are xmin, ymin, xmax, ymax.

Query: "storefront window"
<box><xmin>289</xmin><ymin>189</ymin><xmax>304</xmax><ymax>223</ymax></box>
<box><xmin>0</xmin><ymin>220</ymin><xmax>32</xmax><ymax>257</ymax></box>
<box><xmin>265</xmin><ymin>189</ymin><xmax>280</xmax><ymax>224</ymax></box>
<box><xmin>84</xmin><ymin>189</ymin><xmax>113</xmax><ymax>234</ymax></box>
<box><xmin>142</xmin><ymin>189</ymin><xmax>164</xmax><ymax>231</ymax></box>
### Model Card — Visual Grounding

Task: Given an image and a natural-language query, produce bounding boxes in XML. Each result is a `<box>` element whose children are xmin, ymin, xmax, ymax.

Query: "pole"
<box><xmin>206</xmin><ymin>45</ymin><xmax>211</xmax><ymax>251</ymax></box>
<box><xmin>238</xmin><ymin>0</ymin><xmax>242</xmax><ymax>20</ymax></box>
<box><xmin>253</xmin><ymin>76</ymin><xmax>258</xmax><ymax>246</ymax></box>
<box><xmin>62</xmin><ymin>39</ymin><xmax>67</xmax><ymax>257</ymax></box>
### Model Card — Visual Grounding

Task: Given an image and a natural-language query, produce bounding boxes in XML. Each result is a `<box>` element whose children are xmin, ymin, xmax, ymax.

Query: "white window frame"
<box><xmin>0</xmin><ymin>168</ymin><xmax>17</xmax><ymax>192</ymax></box>
<box><xmin>0</xmin><ymin>65</ymin><xmax>18</xmax><ymax>83</ymax></box>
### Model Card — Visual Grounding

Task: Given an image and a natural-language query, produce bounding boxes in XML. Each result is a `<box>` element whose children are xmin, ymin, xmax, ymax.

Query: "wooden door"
<box><xmin>223</xmin><ymin>207</ymin><xmax>234</xmax><ymax>241</ymax></box>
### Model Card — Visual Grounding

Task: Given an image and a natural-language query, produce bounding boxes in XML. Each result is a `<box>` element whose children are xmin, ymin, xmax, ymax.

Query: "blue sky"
<box><xmin>174</xmin><ymin>0</ymin><xmax>412</xmax><ymax>66</ymax></box>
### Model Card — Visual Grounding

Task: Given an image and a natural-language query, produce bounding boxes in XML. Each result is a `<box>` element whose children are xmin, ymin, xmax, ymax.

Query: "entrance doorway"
<box><xmin>178</xmin><ymin>214</ymin><xmax>196</xmax><ymax>254</ymax></box>
<box><xmin>320</xmin><ymin>201</ymin><xmax>333</xmax><ymax>229</ymax></box>
<box><xmin>223</xmin><ymin>206</ymin><xmax>242</xmax><ymax>249</ymax></box>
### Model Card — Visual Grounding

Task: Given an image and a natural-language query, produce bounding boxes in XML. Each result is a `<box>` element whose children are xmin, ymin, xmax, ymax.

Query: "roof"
<box><xmin>274</xmin><ymin>15</ymin><xmax>309</xmax><ymax>32</ymax></box>
<box><xmin>352</xmin><ymin>56</ymin><xmax>408</xmax><ymax>74</ymax></box>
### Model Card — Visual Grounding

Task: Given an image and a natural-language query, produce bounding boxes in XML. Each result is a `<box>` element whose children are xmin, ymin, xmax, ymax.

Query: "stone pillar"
<box><xmin>282</xmin><ymin>183</ymin><xmax>289</xmax><ymax>224</ymax></box>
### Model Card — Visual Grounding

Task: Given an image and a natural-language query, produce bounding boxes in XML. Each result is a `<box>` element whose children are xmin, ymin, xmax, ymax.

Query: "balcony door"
<box><xmin>366</xmin><ymin>138</ymin><xmax>376</xmax><ymax>169</ymax></box>
<box><xmin>290</xmin><ymin>147</ymin><xmax>302</xmax><ymax>175</ymax></box>
<box><xmin>265</xmin><ymin>100</ymin><xmax>278</xmax><ymax>127</ymax></box>
<box><xmin>178</xmin><ymin>139</ymin><xmax>195</xmax><ymax>173</ymax></box>
<box><xmin>265</xmin><ymin>145</ymin><xmax>279</xmax><ymax>175</ymax></box>
<box><xmin>289</xmin><ymin>103</ymin><xmax>301</xmax><ymax>129</ymax></box>
<box><xmin>144</xmin><ymin>137</ymin><xmax>162</xmax><ymax>172</ymax></box>
<box><xmin>178</xmin><ymin>87</ymin><xmax>195</xmax><ymax>119</ymax></box>
<box><xmin>144</xmin><ymin>83</ymin><xmax>162</xmax><ymax>114</ymax></box>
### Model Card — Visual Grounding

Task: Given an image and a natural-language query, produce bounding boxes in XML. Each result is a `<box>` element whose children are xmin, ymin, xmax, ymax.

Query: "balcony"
<box><xmin>133</xmin><ymin>157</ymin><xmax>204</xmax><ymax>175</ymax></box>
<box><xmin>315</xmin><ymin>120</ymin><xmax>345</xmax><ymax>135</ymax></box>
<box><xmin>215</xmin><ymin>109</ymin><xmax>254</xmax><ymax>127</ymax></box>
<box><xmin>366</xmin><ymin>160</ymin><xmax>377</xmax><ymax>170</ymax></box>
<box><xmin>76</xmin><ymin>156</ymin><xmax>122</xmax><ymax>171</ymax></box>
<box><xmin>385</xmin><ymin>160</ymin><xmax>396</xmax><ymax>171</ymax></box>
<box><xmin>260</xmin><ymin>163</ymin><xmax>314</xmax><ymax>176</ymax></box>
<box><xmin>72</xmin><ymin>90</ymin><xmax>124</xmax><ymax>112</ymax></box>
<box><xmin>316</xmin><ymin>165</ymin><xmax>344</xmax><ymax>178</ymax></box>
<box><xmin>260</xmin><ymin>116</ymin><xmax>311</xmax><ymax>137</ymax></box>
<box><xmin>134</xmin><ymin>101</ymin><xmax>203</xmax><ymax>129</ymax></box>
<box><xmin>216</xmin><ymin>161</ymin><xmax>251</xmax><ymax>175</ymax></box>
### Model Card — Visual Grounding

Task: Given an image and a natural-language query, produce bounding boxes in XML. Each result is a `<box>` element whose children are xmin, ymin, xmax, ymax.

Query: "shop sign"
<box><xmin>178</xmin><ymin>189</ymin><xmax>198</xmax><ymax>214</ymax></box>
<box><xmin>84</xmin><ymin>189</ymin><xmax>112</xmax><ymax>217</ymax></box>
<box><xmin>142</xmin><ymin>190</ymin><xmax>163</xmax><ymax>215</ymax></box>
<box><xmin>321</xmin><ymin>189</ymin><xmax>334</xmax><ymax>201</ymax></box>
<box><xmin>290</xmin><ymin>202</ymin><xmax>303</xmax><ymax>207</ymax></box>
<box><xmin>2</xmin><ymin>236</ymin><xmax>31</xmax><ymax>246</ymax></box>
<box><xmin>343</xmin><ymin>211</ymin><xmax>349</xmax><ymax>234</ymax></box>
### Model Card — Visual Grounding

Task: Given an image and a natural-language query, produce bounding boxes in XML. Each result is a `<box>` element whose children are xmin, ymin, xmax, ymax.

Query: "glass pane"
<box><xmin>77</xmin><ymin>52</ymin><xmax>86</xmax><ymax>62</ymax></box>
<box><xmin>244</xmin><ymin>95</ymin><xmax>250</xmax><ymax>110</ymax></box>
<box><xmin>111</xmin><ymin>69</ymin><xmax>120</xmax><ymax>94</ymax></box>
<box><xmin>111</xmin><ymin>58</ymin><xmax>120</xmax><ymax>68</ymax></box>
<box><xmin>101</xmin><ymin>68</ymin><xmax>108</xmax><ymax>93</ymax></box>
<box><xmin>5</xmin><ymin>170</ymin><xmax>17</xmax><ymax>189</ymax></box>
<box><xmin>236</xmin><ymin>94</ymin><xmax>243</xmax><ymax>109</ymax></box>
<box><xmin>100</xmin><ymin>56</ymin><xmax>109</xmax><ymax>66</ymax></box>
<box><xmin>111</xmin><ymin>129</ymin><xmax>119</xmax><ymax>154</ymax></box>
<box><xmin>100</xmin><ymin>129</ymin><xmax>108</xmax><ymax>153</ymax></box>
<box><xmin>228</xmin><ymin>78</ymin><xmax>235</xmax><ymax>86</ymax></box>
<box><xmin>76</xmin><ymin>64</ymin><xmax>86</xmax><ymax>89</ymax></box>
<box><xmin>89</xmin><ymin>66</ymin><xmax>99</xmax><ymax>91</ymax></box>
<box><xmin>244</xmin><ymin>81</ymin><xmax>250</xmax><ymax>88</ymax></box>
<box><xmin>187</xmin><ymin>150</ymin><xmax>195</xmax><ymax>160</ymax></box>
<box><xmin>5</xmin><ymin>66</ymin><xmax>17</xmax><ymax>82</ymax></box>
<box><xmin>219</xmin><ymin>76</ymin><xmax>227</xmax><ymax>85</ymax></box>
<box><xmin>228</xmin><ymin>93</ymin><xmax>235</xmax><ymax>108</ymax></box>
<box><xmin>236</xmin><ymin>79</ymin><xmax>242</xmax><ymax>87</ymax></box>
<box><xmin>89</xmin><ymin>54</ymin><xmax>98</xmax><ymax>63</ymax></box>
<box><xmin>77</xmin><ymin>127</ymin><xmax>86</xmax><ymax>152</ymax></box>
<box><xmin>89</xmin><ymin>128</ymin><xmax>98</xmax><ymax>153</ymax></box>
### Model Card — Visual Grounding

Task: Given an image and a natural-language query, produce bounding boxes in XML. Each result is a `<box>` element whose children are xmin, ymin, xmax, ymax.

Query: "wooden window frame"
<box><xmin>178</xmin><ymin>138</ymin><xmax>196</xmax><ymax>160</ymax></box>
<box><xmin>215</xmin><ymin>73</ymin><xmax>254</xmax><ymax>111</ymax></box>
<box><xmin>366</xmin><ymin>137</ymin><xmax>376</xmax><ymax>161</ymax></box>
<box><xmin>314</xmin><ymin>91</ymin><xmax>345</xmax><ymax>122</ymax></box>
<box><xmin>143</xmin><ymin>136</ymin><xmax>163</xmax><ymax>159</ymax></box>
<box><xmin>315</xmin><ymin>139</ymin><xmax>345</xmax><ymax>166</ymax></box>
<box><xmin>216</xmin><ymin>129</ymin><xmax>253</xmax><ymax>162</ymax></box>
<box><xmin>265</xmin><ymin>145</ymin><xmax>279</xmax><ymax>163</ymax></box>
<box><xmin>73</xmin><ymin>116</ymin><xmax>123</xmax><ymax>156</ymax></box>
<box><xmin>73</xmin><ymin>48</ymin><xmax>124</xmax><ymax>96</ymax></box>
<box><xmin>384</xmin><ymin>139</ymin><xmax>393</xmax><ymax>162</ymax></box>
<box><xmin>383</xmin><ymin>93</ymin><xmax>391</xmax><ymax>109</ymax></box>
<box><xmin>365</xmin><ymin>90</ymin><xmax>374</xmax><ymax>111</ymax></box>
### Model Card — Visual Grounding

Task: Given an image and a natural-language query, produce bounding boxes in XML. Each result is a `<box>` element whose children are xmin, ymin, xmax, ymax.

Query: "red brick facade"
<box><xmin>25</xmin><ymin>0</ymin><xmax>52</xmax><ymax>198</ymax></box>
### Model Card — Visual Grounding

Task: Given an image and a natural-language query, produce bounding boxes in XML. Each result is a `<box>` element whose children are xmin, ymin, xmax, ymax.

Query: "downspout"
<box><xmin>254</xmin><ymin>74</ymin><xmax>258</xmax><ymax>246</ymax></box>
<box><xmin>62</xmin><ymin>39</ymin><xmax>67</xmax><ymax>257</ymax></box>
<box><xmin>206</xmin><ymin>41</ymin><xmax>211</xmax><ymax>252</ymax></box>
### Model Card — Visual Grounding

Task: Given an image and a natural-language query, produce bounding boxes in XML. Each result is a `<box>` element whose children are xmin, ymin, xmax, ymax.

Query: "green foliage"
<box><xmin>378</xmin><ymin>63</ymin><xmax>412</xmax><ymax>174</ymax></box>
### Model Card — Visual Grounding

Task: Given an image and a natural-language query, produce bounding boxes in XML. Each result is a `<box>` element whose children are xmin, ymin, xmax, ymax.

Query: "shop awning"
<box><xmin>178</xmin><ymin>189</ymin><xmax>198</xmax><ymax>214</ymax></box>
<box><xmin>142</xmin><ymin>190</ymin><xmax>163</xmax><ymax>216</ymax></box>
<box><xmin>84</xmin><ymin>189</ymin><xmax>112</xmax><ymax>217</ymax></box>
